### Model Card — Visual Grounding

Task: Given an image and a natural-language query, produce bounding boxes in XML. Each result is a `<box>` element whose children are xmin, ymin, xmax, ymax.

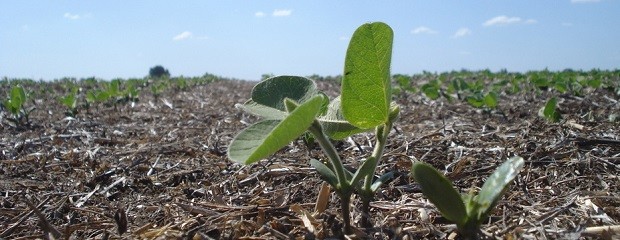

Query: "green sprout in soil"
<box><xmin>59</xmin><ymin>87</ymin><xmax>79</xmax><ymax>117</ymax></box>
<box><xmin>540</xmin><ymin>97</ymin><xmax>562</xmax><ymax>123</ymax></box>
<box><xmin>3</xmin><ymin>85</ymin><xmax>35</xmax><ymax>126</ymax></box>
<box><xmin>150</xmin><ymin>80</ymin><xmax>168</xmax><ymax>101</ymax></box>
<box><xmin>392</xmin><ymin>74</ymin><xmax>417</xmax><ymax>96</ymax></box>
<box><xmin>411</xmin><ymin>156</ymin><xmax>524</xmax><ymax>239</ymax></box>
<box><xmin>421</xmin><ymin>79</ymin><xmax>442</xmax><ymax>100</ymax></box>
<box><xmin>228</xmin><ymin>22</ymin><xmax>396</xmax><ymax>234</ymax></box>
<box><xmin>86</xmin><ymin>89</ymin><xmax>110</xmax><ymax>110</ymax></box>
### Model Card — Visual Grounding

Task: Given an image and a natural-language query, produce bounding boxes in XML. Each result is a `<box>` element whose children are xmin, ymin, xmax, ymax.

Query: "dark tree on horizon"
<box><xmin>149</xmin><ymin>65</ymin><xmax>170</xmax><ymax>78</ymax></box>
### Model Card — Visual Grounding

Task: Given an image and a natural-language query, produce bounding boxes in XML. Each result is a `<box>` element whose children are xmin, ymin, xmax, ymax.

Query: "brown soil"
<box><xmin>1</xmin><ymin>80</ymin><xmax>619</xmax><ymax>239</ymax></box>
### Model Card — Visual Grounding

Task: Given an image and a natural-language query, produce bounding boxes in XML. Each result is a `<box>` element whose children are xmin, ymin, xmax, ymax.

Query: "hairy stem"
<box><xmin>308</xmin><ymin>121</ymin><xmax>349</xmax><ymax>191</ymax></box>
<box><xmin>308</xmin><ymin>120</ymin><xmax>353</xmax><ymax>234</ymax></box>
<box><xmin>360</xmin><ymin>121</ymin><xmax>393</xmax><ymax>228</ymax></box>
<box><xmin>340</xmin><ymin>193</ymin><xmax>352</xmax><ymax>235</ymax></box>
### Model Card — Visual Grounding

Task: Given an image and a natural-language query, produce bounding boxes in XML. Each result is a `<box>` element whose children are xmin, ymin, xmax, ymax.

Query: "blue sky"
<box><xmin>1</xmin><ymin>1</ymin><xmax>618</xmax><ymax>81</ymax></box>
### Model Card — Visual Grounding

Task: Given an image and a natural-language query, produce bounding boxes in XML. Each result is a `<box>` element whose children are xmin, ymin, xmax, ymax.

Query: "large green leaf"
<box><xmin>412</xmin><ymin>162</ymin><xmax>467</xmax><ymax>225</ymax></box>
<box><xmin>228</xmin><ymin>95</ymin><xmax>324</xmax><ymax>164</ymax></box>
<box><xmin>341</xmin><ymin>22</ymin><xmax>393</xmax><ymax>129</ymax></box>
<box><xmin>474</xmin><ymin>156</ymin><xmax>524</xmax><ymax>221</ymax></box>
<box><xmin>318</xmin><ymin>96</ymin><xmax>369</xmax><ymax>139</ymax></box>
<box><xmin>251</xmin><ymin>76</ymin><xmax>319</xmax><ymax>113</ymax></box>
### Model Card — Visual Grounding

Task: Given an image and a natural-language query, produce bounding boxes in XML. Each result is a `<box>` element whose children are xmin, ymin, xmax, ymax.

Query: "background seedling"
<box><xmin>3</xmin><ymin>85</ymin><xmax>35</xmax><ymax>126</ymax></box>
<box><xmin>228</xmin><ymin>22</ymin><xmax>397</xmax><ymax>234</ymax></box>
<box><xmin>59</xmin><ymin>87</ymin><xmax>78</xmax><ymax>117</ymax></box>
<box><xmin>411</xmin><ymin>156</ymin><xmax>524</xmax><ymax>239</ymax></box>
<box><xmin>421</xmin><ymin>79</ymin><xmax>441</xmax><ymax>100</ymax></box>
<box><xmin>540</xmin><ymin>97</ymin><xmax>561</xmax><ymax>123</ymax></box>
<box><xmin>392</xmin><ymin>74</ymin><xmax>417</xmax><ymax>96</ymax></box>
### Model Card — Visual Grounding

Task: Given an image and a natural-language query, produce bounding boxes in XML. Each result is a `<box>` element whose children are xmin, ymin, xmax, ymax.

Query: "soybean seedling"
<box><xmin>3</xmin><ymin>85</ymin><xmax>34</xmax><ymax>126</ymax></box>
<box><xmin>411</xmin><ymin>156</ymin><xmax>524</xmax><ymax>239</ymax></box>
<box><xmin>59</xmin><ymin>87</ymin><xmax>79</xmax><ymax>117</ymax></box>
<box><xmin>540</xmin><ymin>97</ymin><xmax>561</xmax><ymax>123</ymax></box>
<box><xmin>228</xmin><ymin>22</ymin><xmax>397</xmax><ymax>234</ymax></box>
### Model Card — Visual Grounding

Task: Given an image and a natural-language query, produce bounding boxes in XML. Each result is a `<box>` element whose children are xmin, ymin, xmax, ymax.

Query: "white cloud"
<box><xmin>63</xmin><ymin>12</ymin><xmax>92</xmax><ymax>20</ymax></box>
<box><xmin>64</xmin><ymin>13</ymin><xmax>80</xmax><ymax>20</ymax></box>
<box><xmin>524</xmin><ymin>19</ymin><xmax>538</xmax><ymax>24</ymax></box>
<box><xmin>173</xmin><ymin>31</ymin><xmax>193</xmax><ymax>41</ymax></box>
<box><xmin>255</xmin><ymin>11</ymin><xmax>265</xmax><ymax>17</ymax></box>
<box><xmin>272</xmin><ymin>9</ymin><xmax>292</xmax><ymax>17</ymax></box>
<box><xmin>411</xmin><ymin>26</ymin><xmax>438</xmax><ymax>34</ymax></box>
<box><xmin>452</xmin><ymin>28</ymin><xmax>472</xmax><ymax>38</ymax></box>
<box><xmin>483</xmin><ymin>15</ymin><xmax>522</xmax><ymax>26</ymax></box>
<box><xmin>571</xmin><ymin>0</ymin><xmax>600</xmax><ymax>3</ymax></box>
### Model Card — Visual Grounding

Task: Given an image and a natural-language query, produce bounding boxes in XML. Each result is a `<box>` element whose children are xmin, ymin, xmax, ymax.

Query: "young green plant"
<box><xmin>227</xmin><ymin>22</ymin><xmax>396</xmax><ymax>234</ymax></box>
<box><xmin>59</xmin><ymin>87</ymin><xmax>79</xmax><ymax>117</ymax></box>
<box><xmin>411</xmin><ymin>156</ymin><xmax>524</xmax><ymax>239</ymax></box>
<box><xmin>540</xmin><ymin>97</ymin><xmax>561</xmax><ymax>123</ymax></box>
<box><xmin>3</xmin><ymin>85</ymin><xmax>34</xmax><ymax>126</ymax></box>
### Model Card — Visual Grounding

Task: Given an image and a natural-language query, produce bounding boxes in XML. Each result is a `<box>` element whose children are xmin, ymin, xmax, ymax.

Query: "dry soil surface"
<box><xmin>1</xmin><ymin>80</ymin><xmax>619</xmax><ymax>239</ymax></box>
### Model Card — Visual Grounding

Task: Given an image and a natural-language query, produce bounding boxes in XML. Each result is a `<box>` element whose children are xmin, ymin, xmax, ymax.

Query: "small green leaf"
<box><xmin>421</xmin><ymin>83</ymin><xmax>440</xmax><ymax>100</ymax></box>
<box><xmin>484</xmin><ymin>92</ymin><xmax>498</xmax><ymax>108</ymax></box>
<box><xmin>318</xmin><ymin>96</ymin><xmax>369</xmax><ymax>139</ymax></box>
<box><xmin>542</xmin><ymin>97</ymin><xmax>561</xmax><ymax>122</ymax></box>
<box><xmin>586</xmin><ymin>78</ymin><xmax>602</xmax><ymax>88</ymax></box>
<box><xmin>411</xmin><ymin>162</ymin><xmax>467</xmax><ymax>225</ymax></box>
<box><xmin>284</xmin><ymin>98</ymin><xmax>299</xmax><ymax>113</ymax></box>
<box><xmin>463</xmin><ymin>192</ymin><xmax>477</xmax><ymax>217</ymax></box>
<box><xmin>11</xmin><ymin>86</ymin><xmax>26</xmax><ymax>107</ymax></box>
<box><xmin>553</xmin><ymin>79</ymin><xmax>568</xmax><ymax>93</ymax></box>
<box><xmin>86</xmin><ymin>91</ymin><xmax>96</xmax><ymax>103</ymax></box>
<box><xmin>310</xmin><ymin>159</ymin><xmax>339</xmax><ymax>189</ymax></box>
<box><xmin>370</xmin><ymin>171</ymin><xmax>394</xmax><ymax>192</ymax></box>
<box><xmin>466</xmin><ymin>95</ymin><xmax>485</xmax><ymax>108</ymax></box>
<box><xmin>228</xmin><ymin>95</ymin><xmax>324</xmax><ymax>164</ymax></box>
<box><xmin>342</xmin><ymin>22</ymin><xmax>393</xmax><ymax>129</ymax></box>
<box><xmin>531</xmin><ymin>75</ymin><xmax>549</xmax><ymax>88</ymax></box>
<box><xmin>109</xmin><ymin>79</ymin><xmax>121</xmax><ymax>97</ymax></box>
<box><xmin>388</xmin><ymin>103</ymin><xmax>400</xmax><ymax>123</ymax></box>
<box><xmin>6</xmin><ymin>85</ymin><xmax>26</xmax><ymax>116</ymax></box>
<box><xmin>474</xmin><ymin>156</ymin><xmax>524</xmax><ymax>222</ymax></box>
<box><xmin>96</xmin><ymin>91</ymin><xmax>110</xmax><ymax>102</ymax></box>
<box><xmin>4</xmin><ymin>100</ymin><xmax>18</xmax><ymax>115</ymax></box>
<box><xmin>60</xmin><ymin>93</ymin><xmax>77</xmax><ymax>109</ymax></box>
<box><xmin>395</xmin><ymin>75</ymin><xmax>413</xmax><ymax>91</ymax></box>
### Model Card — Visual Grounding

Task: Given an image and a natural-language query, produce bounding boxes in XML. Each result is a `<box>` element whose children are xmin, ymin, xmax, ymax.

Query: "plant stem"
<box><xmin>362</xmin><ymin>124</ymin><xmax>389</xmax><ymax>192</ymax></box>
<box><xmin>460</xmin><ymin>220</ymin><xmax>480</xmax><ymax>240</ymax></box>
<box><xmin>360</xmin><ymin>197</ymin><xmax>372</xmax><ymax>228</ymax></box>
<box><xmin>360</xmin><ymin>121</ymin><xmax>393</xmax><ymax>228</ymax></box>
<box><xmin>308</xmin><ymin>120</ymin><xmax>353</xmax><ymax>234</ymax></box>
<box><xmin>340</xmin><ymin>192</ymin><xmax>352</xmax><ymax>235</ymax></box>
<box><xmin>308</xmin><ymin>121</ymin><xmax>349</xmax><ymax>191</ymax></box>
